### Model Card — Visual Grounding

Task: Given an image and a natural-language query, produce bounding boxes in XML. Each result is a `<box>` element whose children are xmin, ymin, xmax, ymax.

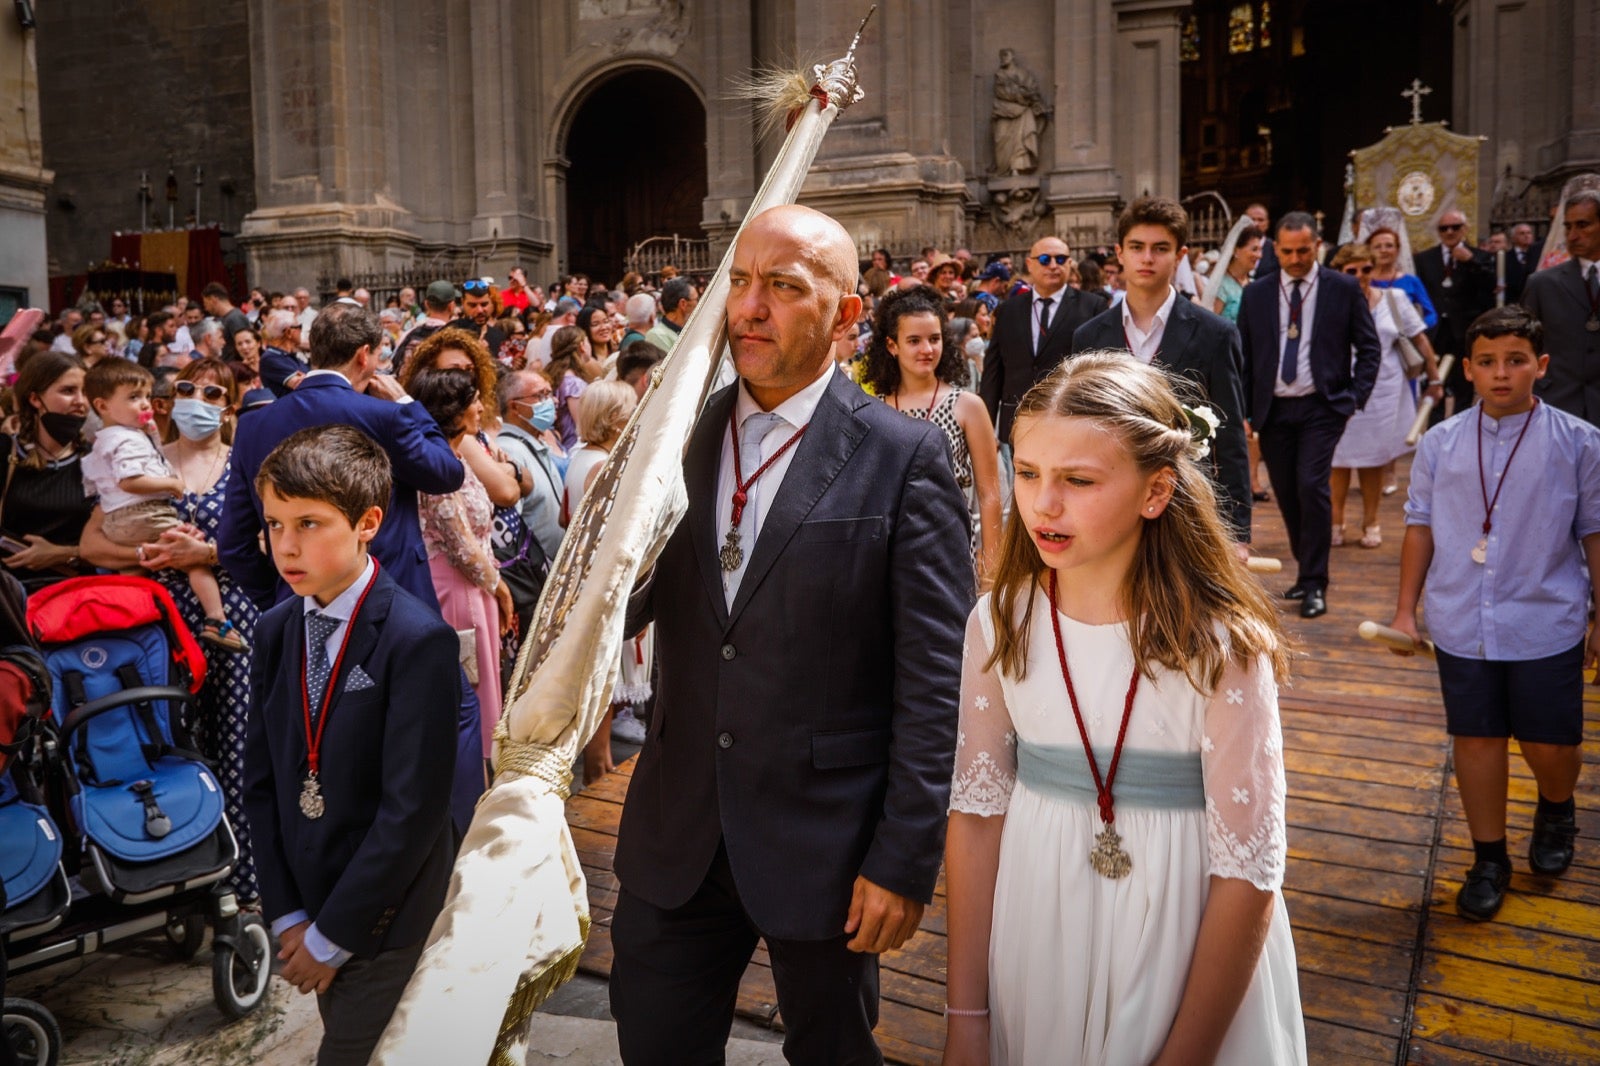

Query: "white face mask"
<box><xmin>965</xmin><ymin>337</ymin><xmax>986</xmax><ymax>358</ymax></box>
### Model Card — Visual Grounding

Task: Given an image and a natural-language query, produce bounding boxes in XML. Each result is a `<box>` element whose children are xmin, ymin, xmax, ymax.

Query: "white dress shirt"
<box><xmin>716</xmin><ymin>362</ymin><xmax>835</xmax><ymax>607</ymax></box>
<box><xmin>1119</xmin><ymin>286</ymin><xmax>1178</xmax><ymax>365</ymax></box>
<box><xmin>1273</xmin><ymin>262</ymin><xmax>1320</xmax><ymax>399</ymax></box>
<box><xmin>1029</xmin><ymin>288</ymin><xmax>1064</xmax><ymax>353</ymax></box>
<box><xmin>268</xmin><ymin>555</ymin><xmax>378</xmax><ymax>968</ymax></box>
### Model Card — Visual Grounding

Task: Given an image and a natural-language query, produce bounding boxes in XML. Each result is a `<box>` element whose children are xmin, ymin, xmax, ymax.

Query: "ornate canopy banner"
<box><xmin>1352</xmin><ymin>121</ymin><xmax>1483</xmax><ymax>254</ymax></box>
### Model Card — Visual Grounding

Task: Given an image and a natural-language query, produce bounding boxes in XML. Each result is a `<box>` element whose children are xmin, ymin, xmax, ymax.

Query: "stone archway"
<box><xmin>563</xmin><ymin>67</ymin><xmax>707</xmax><ymax>282</ymax></box>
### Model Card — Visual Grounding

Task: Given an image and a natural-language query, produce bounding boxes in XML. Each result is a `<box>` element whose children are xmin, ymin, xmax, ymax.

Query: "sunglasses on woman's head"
<box><xmin>1035</xmin><ymin>254</ymin><xmax>1070</xmax><ymax>266</ymax></box>
<box><xmin>174</xmin><ymin>381</ymin><xmax>228</xmax><ymax>402</ymax></box>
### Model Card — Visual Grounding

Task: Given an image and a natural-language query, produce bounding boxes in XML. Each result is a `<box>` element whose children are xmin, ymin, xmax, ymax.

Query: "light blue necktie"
<box><xmin>726</xmin><ymin>412</ymin><xmax>784</xmax><ymax>602</ymax></box>
<box><xmin>305</xmin><ymin>611</ymin><xmax>341</xmax><ymax>722</ymax></box>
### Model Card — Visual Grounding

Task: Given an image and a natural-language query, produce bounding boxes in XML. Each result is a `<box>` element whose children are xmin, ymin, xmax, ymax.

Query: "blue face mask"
<box><xmin>171</xmin><ymin>397</ymin><xmax>225</xmax><ymax>440</ymax></box>
<box><xmin>528</xmin><ymin>398</ymin><xmax>557</xmax><ymax>432</ymax></box>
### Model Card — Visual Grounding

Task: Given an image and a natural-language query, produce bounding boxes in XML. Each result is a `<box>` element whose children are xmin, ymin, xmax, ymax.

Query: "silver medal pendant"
<box><xmin>1471</xmin><ymin>538</ymin><xmax>1488</xmax><ymax>565</ymax></box>
<box><xmin>1442</xmin><ymin>276</ymin><xmax>1453</xmax><ymax>289</ymax></box>
<box><xmin>1587</xmin><ymin>317</ymin><xmax>1600</xmax><ymax>333</ymax></box>
<box><xmin>300</xmin><ymin>772</ymin><xmax>326</xmax><ymax>820</ymax></box>
<box><xmin>1286</xmin><ymin>323</ymin><xmax>1299</xmax><ymax>340</ymax></box>
<box><xmin>719</xmin><ymin>527</ymin><xmax>744</xmax><ymax>573</ymax></box>
<box><xmin>1090</xmin><ymin>823</ymin><xmax>1132</xmax><ymax>879</ymax></box>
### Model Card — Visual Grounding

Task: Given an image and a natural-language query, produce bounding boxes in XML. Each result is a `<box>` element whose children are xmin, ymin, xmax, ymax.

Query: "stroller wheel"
<box><xmin>212</xmin><ymin>912</ymin><xmax>272</xmax><ymax>1019</ymax></box>
<box><xmin>165</xmin><ymin>911</ymin><xmax>208</xmax><ymax>961</ymax></box>
<box><xmin>3</xmin><ymin>997</ymin><xmax>62</xmax><ymax>1066</ymax></box>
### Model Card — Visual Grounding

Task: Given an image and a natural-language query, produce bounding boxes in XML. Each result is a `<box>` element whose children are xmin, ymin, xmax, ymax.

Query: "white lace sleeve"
<box><xmin>1201</xmin><ymin>654</ymin><xmax>1287</xmax><ymax>892</ymax></box>
<box><xmin>950</xmin><ymin>605</ymin><xmax>1017</xmax><ymax>817</ymax></box>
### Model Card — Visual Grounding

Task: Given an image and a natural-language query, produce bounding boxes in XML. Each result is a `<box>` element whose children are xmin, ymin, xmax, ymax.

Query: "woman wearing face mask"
<box><xmin>144</xmin><ymin>356</ymin><xmax>261</xmax><ymax>906</ymax></box>
<box><xmin>0</xmin><ymin>350</ymin><xmax>98</xmax><ymax>588</ymax></box>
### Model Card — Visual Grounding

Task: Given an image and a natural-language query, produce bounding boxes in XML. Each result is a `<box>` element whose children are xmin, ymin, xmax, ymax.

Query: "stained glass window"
<box><xmin>1228</xmin><ymin>4</ymin><xmax>1255</xmax><ymax>54</ymax></box>
<box><xmin>1181</xmin><ymin>16</ymin><xmax>1200</xmax><ymax>62</ymax></box>
<box><xmin>1258</xmin><ymin>2</ymin><xmax>1272</xmax><ymax>48</ymax></box>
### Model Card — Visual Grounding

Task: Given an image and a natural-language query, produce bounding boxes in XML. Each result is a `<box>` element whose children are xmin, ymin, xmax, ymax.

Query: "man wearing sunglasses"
<box><xmin>448</xmin><ymin>278</ymin><xmax>507</xmax><ymax>358</ymax></box>
<box><xmin>979</xmin><ymin>235</ymin><xmax>1109</xmax><ymax>472</ymax></box>
<box><xmin>1416</xmin><ymin>209</ymin><xmax>1494</xmax><ymax>419</ymax></box>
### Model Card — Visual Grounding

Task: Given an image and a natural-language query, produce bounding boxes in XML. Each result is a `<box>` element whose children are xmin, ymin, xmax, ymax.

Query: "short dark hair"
<box><xmin>659</xmin><ymin>277</ymin><xmax>695</xmax><ymax>313</ymax></box>
<box><xmin>145</xmin><ymin>310</ymin><xmax>172</xmax><ymax>331</ymax></box>
<box><xmin>1116</xmin><ymin>196</ymin><xmax>1190</xmax><ymax>248</ymax></box>
<box><xmin>256</xmin><ymin>425</ymin><xmax>392</xmax><ymax>529</ymax></box>
<box><xmin>1276</xmin><ymin>211</ymin><xmax>1318</xmax><ymax>239</ymax></box>
<box><xmin>335</xmin><ymin>277</ymin><xmax>354</xmax><ymax>293</ymax></box>
<box><xmin>84</xmin><ymin>358</ymin><xmax>153</xmax><ymax>405</ymax></box>
<box><xmin>1466</xmin><ymin>305</ymin><xmax>1544</xmax><ymax>356</ymax></box>
<box><xmin>308</xmin><ymin>303</ymin><xmax>382</xmax><ymax>369</ymax></box>
<box><xmin>407</xmin><ymin>367</ymin><xmax>478</xmax><ymax>439</ymax></box>
<box><xmin>617</xmin><ymin>339</ymin><xmax>665</xmax><ymax>385</ymax></box>
<box><xmin>201</xmin><ymin>281</ymin><xmax>230</xmax><ymax>301</ymax></box>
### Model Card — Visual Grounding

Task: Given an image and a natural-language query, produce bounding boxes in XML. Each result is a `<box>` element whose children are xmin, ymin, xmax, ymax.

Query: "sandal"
<box><xmin>1331</xmin><ymin>526</ymin><xmax>1345</xmax><ymax>547</ymax></box>
<box><xmin>1360</xmin><ymin>525</ymin><xmax>1382</xmax><ymax>549</ymax></box>
<box><xmin>200</xmin><ymin>618</ymin><xmax>250</xmax><ymax>653</ymax></box>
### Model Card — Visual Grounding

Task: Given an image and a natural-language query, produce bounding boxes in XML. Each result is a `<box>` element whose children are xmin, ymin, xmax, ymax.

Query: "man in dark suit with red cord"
<box><xmin>609</xmin><ymin>205</ymin><xmax>972</xmax><ymax>1065</ymax></box>
<box><xmin>1239</xmin><ymin>212</ymin><xmax>1382</xmax><ymax>619</ymax></box>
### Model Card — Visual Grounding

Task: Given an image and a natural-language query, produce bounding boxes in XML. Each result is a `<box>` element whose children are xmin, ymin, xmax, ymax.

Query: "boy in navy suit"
<box><xmin>242</xmin><ymin>425</ymin><xmax>460</xmax><ymax>1066</ymax></box>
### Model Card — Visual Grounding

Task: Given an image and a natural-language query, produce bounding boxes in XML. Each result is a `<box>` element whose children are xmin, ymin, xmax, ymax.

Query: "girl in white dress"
<box><xmin>942</xmin><ymin>352</ymin><xmax>1307</xmax><ymax>1066</ymax></box>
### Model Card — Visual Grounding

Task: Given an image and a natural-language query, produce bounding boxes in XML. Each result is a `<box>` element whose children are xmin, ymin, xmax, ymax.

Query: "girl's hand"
<box><xmin>940</xmin><ymin>1016</ymin><xmax>990</xmax><ymax>1066</ymax></box>
<box><xmin>2</xmin><ymin>534</ymin><xmax>67</xmax><ymax>571</ymax></box>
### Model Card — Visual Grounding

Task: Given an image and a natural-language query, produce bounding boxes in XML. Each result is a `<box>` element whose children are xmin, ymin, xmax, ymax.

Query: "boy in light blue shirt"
<box><xmin>1391</xmin><ymin>305</ymin><xmax>1600</xmax><ymax>922</ymax></box>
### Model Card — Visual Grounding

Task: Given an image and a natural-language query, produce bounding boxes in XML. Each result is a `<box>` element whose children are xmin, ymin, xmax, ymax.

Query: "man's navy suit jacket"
<box><xmin>242</xmin><ymin>566</ymin><xmax>460</xmax><ymax>958</ymax></box>
<box><xmin>1237</xmin><ymin>268</ymin><xmax>1382</xmax><ymax>427</ymax></box>
<box><xmin>617</xmin><ymin>370</ymin><xmax>974</xmax><ymax>940</ymax></box>
<box><xmin>219</xmin><ymin>372</ymin><xmax>464</xmax><ymax>611</ymax></box>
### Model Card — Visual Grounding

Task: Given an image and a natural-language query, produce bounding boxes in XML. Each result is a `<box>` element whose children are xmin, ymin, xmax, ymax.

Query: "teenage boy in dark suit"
<box><xmin>242</xmin><ymin>425</ymin><xmax>459</xmax><ymax>1066</ymax></box>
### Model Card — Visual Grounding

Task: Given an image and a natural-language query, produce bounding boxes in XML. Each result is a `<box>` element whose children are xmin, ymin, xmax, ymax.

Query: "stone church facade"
<box><xmin>11</xmin><ymin>1</ymin><xmax>1600</xmax><ymax>302</ymax></box>
<box><xmin>238</xmin><ymin>0</ymin><xmax>1196</xmax><ymax>292</ymax></box>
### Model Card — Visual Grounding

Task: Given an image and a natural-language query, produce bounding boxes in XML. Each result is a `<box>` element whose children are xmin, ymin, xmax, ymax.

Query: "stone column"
<box><xmin>778</xmin><ymin>0</ymin><xmax>968</xmax><ymax>256</ymax></box>
<box><xmin>1454</xmin><ymin>0</ymin><xmax>1599</xmax><ymax>209</ymax></box>
<box><xmin>0</xmin><ymin>15</ymin><xmax>52</xmax><ymax>308</ymax></box>
<box><xmin>1041</xmin><ymin>0</ymin><xmax>1187</xmax><ymax>251</ymax></box>
<box><xmin>238</xmin><ymin>0</ymin><xmax>418</xmax><ymax>294</ymax></box>
<box><xmin>466</xmin><ymin>0</ymin><xmax>550</xmax><ymax>278</ymax></box>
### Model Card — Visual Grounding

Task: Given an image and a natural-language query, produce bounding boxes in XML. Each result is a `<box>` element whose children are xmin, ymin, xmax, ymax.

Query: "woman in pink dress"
<box><xmin>409</xmin><ymin>367</ymin><xmax>515</xmax><ymax>764</ymax></box>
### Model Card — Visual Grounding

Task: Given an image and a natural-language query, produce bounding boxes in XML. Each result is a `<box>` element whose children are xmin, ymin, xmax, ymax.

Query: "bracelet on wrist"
<box><xmin>944</xmin><ymin>1005</ymin><xmax>990</xmax><ymax>1017</ymax></box>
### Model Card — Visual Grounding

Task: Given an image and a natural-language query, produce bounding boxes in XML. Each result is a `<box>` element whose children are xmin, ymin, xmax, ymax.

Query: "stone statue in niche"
<box><xmin>991</xmin><ymin>48</ymin><xmax>1051</xmax><ymax>177</ymax></box>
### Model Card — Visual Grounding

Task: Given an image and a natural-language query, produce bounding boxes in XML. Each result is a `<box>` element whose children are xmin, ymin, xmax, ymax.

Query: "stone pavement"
<box><xmin>8</xmin><ymin>942</ymin><xmax>784</xmax><ymax>1064</ymax></box>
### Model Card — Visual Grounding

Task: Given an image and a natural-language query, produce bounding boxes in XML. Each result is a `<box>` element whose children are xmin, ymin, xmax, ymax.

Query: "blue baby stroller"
<box><xmin>3</xmin><ymin>575</ymin><xmax>270</xmax><ymax>1065</ymax></box>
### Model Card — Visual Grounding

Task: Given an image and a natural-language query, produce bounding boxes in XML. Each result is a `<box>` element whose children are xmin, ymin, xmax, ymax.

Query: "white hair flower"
<box><xmin>1182</xmin><ymin>404</ymin><xmax>1221</xmax><ymax>461</ymax></box>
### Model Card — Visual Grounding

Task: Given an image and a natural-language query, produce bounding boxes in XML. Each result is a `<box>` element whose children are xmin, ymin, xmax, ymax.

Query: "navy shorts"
<box><xmin>1435</xmin><ymin>641</ymin><xmax>1585</xmax><ymax>745</ymax></box>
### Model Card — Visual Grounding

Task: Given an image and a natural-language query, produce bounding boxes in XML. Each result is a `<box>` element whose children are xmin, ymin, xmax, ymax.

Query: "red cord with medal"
<box><xmin>1473</xmin><ymin>401</ymin><xmax>1538</xmax><ymax>565</ymax></box>
<box><xmin>1047</xmin><ymin>570</ymin><xmax>1139</xmax><ymax>879</ymax></box>
<box><xmin>298</xmin><ymin>560</ymin><xmax>380</xmax><ymax>819</ymax></box>
<box><xmin>1283</xmin><ymin>272</ymin><xmax>1317</xmax><ymax>341</ymax></box>
<box><xmin>719</xmin><ymin>407</ymin><xmax>809</xmax><ymax>573</ymax></box>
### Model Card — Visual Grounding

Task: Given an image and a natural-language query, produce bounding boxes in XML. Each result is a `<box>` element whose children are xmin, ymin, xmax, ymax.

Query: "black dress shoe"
<box><xmin>1299</xmin><ymin>590</ymin><xmax>1327</xmax><ymax>618</ymax></box>
<box><xmin>1253</xmin><ymin>490</ymin><xmax>1271</xmax><ymax>502</ymax></box>
<box><xmin>1283</xmin><ymin>584</ymin><xmax>1307</xmax><ymax>601</ymax></box>
<box><xmin>1529</xmin><ymin>807</ymin><xmax>1578</xmax><ymax>875</ymax></box>
<box><xmin>1456</xmin><ymin>859</ymin><xmax>1511</xmax><ymax>920</ymax></box>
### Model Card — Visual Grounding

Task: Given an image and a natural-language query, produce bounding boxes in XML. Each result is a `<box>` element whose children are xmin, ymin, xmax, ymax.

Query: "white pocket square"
<box><xmin>345</xmin><ymin>665</ymin><xmax>377</xmax><ymax>692</ymax></box>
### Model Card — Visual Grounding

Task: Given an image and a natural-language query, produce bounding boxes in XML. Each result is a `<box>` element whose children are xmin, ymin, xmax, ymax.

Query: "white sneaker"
<box><xmin>611</xmin><ymin>707</ymin><xmax>648</xmax><ymax>744</ymax></box>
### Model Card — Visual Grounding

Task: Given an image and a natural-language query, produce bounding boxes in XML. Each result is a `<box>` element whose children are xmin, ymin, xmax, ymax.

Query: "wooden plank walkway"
<box><xmin>564</xmin><ymin>458</ymin><xmax>1600</xmax><ymax>1064</ymax></box>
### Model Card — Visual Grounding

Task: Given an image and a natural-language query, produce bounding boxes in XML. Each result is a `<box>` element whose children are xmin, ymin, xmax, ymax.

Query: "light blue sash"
<box><xmin>1016</xmin><ymin>740</ymin><xmax>1205</xmax><ymax>811</ymax></box>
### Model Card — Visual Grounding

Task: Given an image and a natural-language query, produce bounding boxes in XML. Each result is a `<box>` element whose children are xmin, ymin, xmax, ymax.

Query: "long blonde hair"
<box><xmin>987</xmin><ymin>351</ymin><xmax>1290</xmax><ymax>692</ymax></box>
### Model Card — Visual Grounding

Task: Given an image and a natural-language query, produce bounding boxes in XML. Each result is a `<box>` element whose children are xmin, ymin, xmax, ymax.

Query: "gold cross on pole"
<box><xmin>1402</xmin><ymin>78</ymin><xmax>1432</xmax><ymax>125</ymax></box>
